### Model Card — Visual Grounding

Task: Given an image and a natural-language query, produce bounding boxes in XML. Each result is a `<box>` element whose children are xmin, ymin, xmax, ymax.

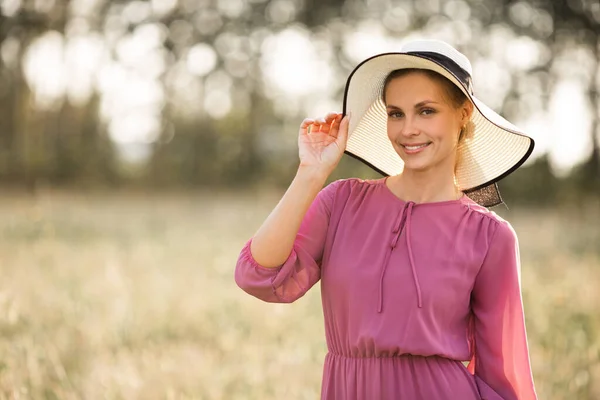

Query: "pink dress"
<box><xmin>235</xmin><ymin>177</ymin><xmax>538</xmax><ymax>400</ymax></box>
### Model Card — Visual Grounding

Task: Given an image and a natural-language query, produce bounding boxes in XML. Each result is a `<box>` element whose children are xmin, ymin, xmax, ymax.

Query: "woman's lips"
<box><xmin>402</xmin><ymin>143</ymin><xmax>431</xmax><ymax>154</ymax></box>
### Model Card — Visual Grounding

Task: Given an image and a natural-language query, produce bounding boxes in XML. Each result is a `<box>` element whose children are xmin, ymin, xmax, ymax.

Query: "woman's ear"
<box><xmin>461</xmin><ymin>100</ymin><xmax>474</xmax><ymax>125</ymax></box>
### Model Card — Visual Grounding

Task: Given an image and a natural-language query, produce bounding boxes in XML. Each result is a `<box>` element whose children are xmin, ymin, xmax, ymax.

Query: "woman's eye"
<box><xmin>420</xmin><ymin>108</ymin><xmax>435</xmax><ymax>115</ymax></box>
<box><xmin>388</xmin><ymin>112</ymin><xmax>403</xmax><ymax>118</ymax></box>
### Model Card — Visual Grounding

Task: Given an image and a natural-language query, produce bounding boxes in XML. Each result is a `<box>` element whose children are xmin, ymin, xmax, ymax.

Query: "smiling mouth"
<box><xmin>402</xmin><ymin>143</ymin><xmax>431</xmax><ymax>151</ymax></box>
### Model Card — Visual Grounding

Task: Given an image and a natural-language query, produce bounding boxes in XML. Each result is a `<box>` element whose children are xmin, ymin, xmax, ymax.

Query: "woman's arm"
<box><xmin>249</xmin><ymin>166</ymin><xmax>330</xmax><ymax>268</ymax></box>
<box><xmin>235</xmin><ymin>112</ymin><xmax>349</xmax><ymax>302</ymax></box>
<box><xmin>250</xmin><ymin>112</ymin><xmax>349</xmax><ymax>267</ymax></box>
<box><xmin>468</xmin><ymin>219</ymin><xmax>538</xmax><ymax>400</ymax></box>
<box><xmin>235</xmin><ymin>178</ymin><xmax>342</xmax><ymax>302</ymax></box>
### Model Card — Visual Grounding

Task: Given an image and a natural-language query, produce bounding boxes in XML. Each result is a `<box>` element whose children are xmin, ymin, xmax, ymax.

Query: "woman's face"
<box><xmin>384</xmin><ymin>72</ymin><xmax>470</xmax><ymax>174</ymax></box>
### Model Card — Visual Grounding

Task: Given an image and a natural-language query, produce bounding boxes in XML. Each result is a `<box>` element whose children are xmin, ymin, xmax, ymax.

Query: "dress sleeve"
<box><xmin>234</xmin><ymin>179</ymin><xmax>341</xmax><ymax>303</ymax></box>
<box><xmin>468</xmin><ymin>220</ymin><xmax>538</xmax><ymax>400</ymax></box>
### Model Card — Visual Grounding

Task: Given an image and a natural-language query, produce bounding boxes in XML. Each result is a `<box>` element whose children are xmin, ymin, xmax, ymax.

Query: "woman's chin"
<box><xmin>399</xmin><ymin>158</ymin><xmax>431</xmax><ymax>172</ymax></box>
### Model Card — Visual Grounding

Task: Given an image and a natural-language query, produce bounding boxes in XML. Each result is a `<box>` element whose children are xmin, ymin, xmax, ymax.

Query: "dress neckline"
<box><xmin>379</xmin><ymin>176</ymin><xmax>468</xmax><ymax>207</ymax></box>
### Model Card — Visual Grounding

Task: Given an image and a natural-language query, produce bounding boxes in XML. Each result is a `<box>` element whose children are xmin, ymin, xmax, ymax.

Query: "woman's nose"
<box><xmin>400</xmin><ymin>117</ymin><xmax>419</xmax><ymax>137</ymax></box>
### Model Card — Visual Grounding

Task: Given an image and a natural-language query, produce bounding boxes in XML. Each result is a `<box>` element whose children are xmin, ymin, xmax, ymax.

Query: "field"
<box><xmin>0</xmin><ymin>189</ymin><xmax>598</xmax><ymax>399</ymax></box>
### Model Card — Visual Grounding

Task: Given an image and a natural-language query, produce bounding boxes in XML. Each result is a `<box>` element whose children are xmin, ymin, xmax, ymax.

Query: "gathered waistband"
<box><xmin>326</xmin><ymin>351</ymin><xmax>463</xmax><ymax>363</ymax></box>
<box><xmin>321</xmin><ymin>351</ymin><xmax>483</xmax><ymax>400</ymax></box>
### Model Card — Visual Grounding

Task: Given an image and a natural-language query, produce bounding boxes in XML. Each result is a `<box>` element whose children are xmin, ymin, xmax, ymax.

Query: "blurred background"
<box><xmin>0</xmin><ymin>0</ymin><xmax>599</xmax><ymax>398</ymax></box>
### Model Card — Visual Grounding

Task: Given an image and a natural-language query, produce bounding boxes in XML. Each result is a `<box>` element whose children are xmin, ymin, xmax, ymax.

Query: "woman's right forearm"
<box><xmin>250</xmin><ymin>166</ymin><xmax>330</xmax><ymax>268</ymax></box>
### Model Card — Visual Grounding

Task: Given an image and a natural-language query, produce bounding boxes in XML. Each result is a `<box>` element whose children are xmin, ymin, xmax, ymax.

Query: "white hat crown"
<box><xmin>400</xmin><ymin>40</ymin><xmax>473</xmax><ymax>76</ymax></box>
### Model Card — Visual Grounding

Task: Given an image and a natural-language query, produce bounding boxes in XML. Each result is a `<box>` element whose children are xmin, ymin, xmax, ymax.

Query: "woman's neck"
<box><xmin>387</xmin><ymin>168</ymin><xmax>461</xmax><ymax>204</ymax></box>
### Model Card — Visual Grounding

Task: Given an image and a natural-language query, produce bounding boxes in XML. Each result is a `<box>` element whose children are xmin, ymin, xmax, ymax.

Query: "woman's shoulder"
<box><xmin>461</xmin><ymin>197</ymin><xmax>517</xmax><ymax>241</ymax></box>
<box><xmin>326</xmin><ymin>176</ymin><xmax>384</xmax><ymax>188</ymax></box>
<box><xmin>319</xmin><ymin>177</ymin><xmax>386</xmax><ymax>208</ymax></box>
<box><xmin>322</xmin><ymin>176</ymin><xmax>384</xmax><ymax>193</ymax></box>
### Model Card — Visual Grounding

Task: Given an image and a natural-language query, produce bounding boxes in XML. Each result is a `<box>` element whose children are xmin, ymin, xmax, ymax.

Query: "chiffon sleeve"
<box><xmin>468</xmin><ymin>219</ymin><xmax>538</xmax><ymax>400</ymax></box>
<box><xmin>234</xmin><ymin>179</ymin><xmax>341</xmax><ymax>303</ymax></box>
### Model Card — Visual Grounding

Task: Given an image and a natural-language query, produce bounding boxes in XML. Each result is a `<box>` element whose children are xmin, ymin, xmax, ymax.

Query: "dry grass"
<box><xmin>0</xmin><ymin>189</ymin><xmax>598</xmax><ymax>399</ymax></box>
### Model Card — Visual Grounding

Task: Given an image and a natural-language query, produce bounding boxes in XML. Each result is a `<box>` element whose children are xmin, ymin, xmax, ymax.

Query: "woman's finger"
<box><xmin>300</xmin><ymin>114</ymin><xmax>341</xmax><ymax>135</ymax></box>
<box><xmin>335</xmin><ymin>114</ymin><xmax>350</xmax><ymax>148</ymax></box>
<box><xmin>322</xmin><ymin>112</ymin><xmax>342</xmax><ymax>134</ymax></box>
<box><xmin>324</xmin><ymin>112</ymin><xmax>340</xmax><ymax>124</ymax></box>
<box><xmin>300</xmin><ymin>118</ymin><xmax>316</xmax><ymax>135</ymax></box>
<box><xmin>328</xmin><ymin>114</ymin><xmax>343</xmax><ymax>138</ymax></box>
<box><xmin>311</xmin><ymin>123</ymin><xmax>323</xmax><ymax>134</ymax></box>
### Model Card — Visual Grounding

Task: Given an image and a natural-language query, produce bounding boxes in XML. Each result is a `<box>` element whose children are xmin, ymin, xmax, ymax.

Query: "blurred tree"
<box><xmin>495</xmin><ymin>0</ymin><xmax>600</xmax><ymax>198</ymax></box>
<box><xmin>0</xmin><ymin>0</ymin><xmax>598</xmax><ymax>203</ymax></box>
<box><xmin>0</xmin><ymin>0</ymin><xmax>118</xmax><ymax>188</ymax></box>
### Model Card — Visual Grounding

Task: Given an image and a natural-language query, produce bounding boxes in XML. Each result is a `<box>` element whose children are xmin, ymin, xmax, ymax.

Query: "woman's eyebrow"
<box><xmin>414</xmin><ymin>100</ymin><xmax>438</xmax><ymax>107</ymax></box>
<box><xmin>386</xmin><ymin>100</ymin><xmax>439</xmax><ymax>110</ymax></box>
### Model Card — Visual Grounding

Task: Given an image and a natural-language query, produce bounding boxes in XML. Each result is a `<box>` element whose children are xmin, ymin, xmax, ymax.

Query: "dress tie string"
<box><xmin>377</xmin><ymin>201</ymin><xmax>422</xmax><ymax>312</ymax></box>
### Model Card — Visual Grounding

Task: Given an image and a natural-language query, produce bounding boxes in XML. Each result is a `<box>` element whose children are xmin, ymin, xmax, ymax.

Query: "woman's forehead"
<box><xmin>385</xmin><ymin>73</ymin><xmax>448</xmax><ymax>102</ymax></box>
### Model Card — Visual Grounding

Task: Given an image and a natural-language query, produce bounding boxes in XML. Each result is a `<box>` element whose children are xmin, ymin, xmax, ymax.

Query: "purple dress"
<box><xmin>235</xmin><ymin>178</ymin><xmax>538</xmax><ymax>400</ymax></box>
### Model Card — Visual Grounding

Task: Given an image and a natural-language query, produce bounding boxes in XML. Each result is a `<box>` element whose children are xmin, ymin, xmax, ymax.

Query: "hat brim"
<box><xmin>342</xmin><ymin>53</ymin><xmax>534</xmax><ymax>207</ymax></box>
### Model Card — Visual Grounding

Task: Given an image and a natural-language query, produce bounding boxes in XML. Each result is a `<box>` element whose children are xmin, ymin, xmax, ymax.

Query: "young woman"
<box><xmin>234</xmin><ymin>40</ymin><xmax>538</xmax><ymax>400</ymax></box>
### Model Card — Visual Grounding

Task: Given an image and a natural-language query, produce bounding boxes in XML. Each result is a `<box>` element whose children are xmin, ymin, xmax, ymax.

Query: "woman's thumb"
<box><xmin>336</xmin><ymin>113</ymin><xmax>351</xmax><ymax>148</ymax></box>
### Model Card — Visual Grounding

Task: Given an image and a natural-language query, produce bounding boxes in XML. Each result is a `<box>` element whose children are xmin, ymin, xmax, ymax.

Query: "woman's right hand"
<box><xmin>298</xmin><ymin>112</ymin><xmax>350</xmax><ymax>177</ymax></box>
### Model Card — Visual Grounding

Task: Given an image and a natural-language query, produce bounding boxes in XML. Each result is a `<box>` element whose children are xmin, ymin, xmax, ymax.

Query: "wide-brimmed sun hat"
<box><xmin>342</xmin><ymin>39</ymin><xmax>534</xmax><ymax>207</ymax></box>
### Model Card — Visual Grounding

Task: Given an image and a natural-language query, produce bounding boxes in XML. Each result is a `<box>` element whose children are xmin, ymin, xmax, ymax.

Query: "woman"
<box><xmin>234</xmin><ymin>40</ymin><xmax>538</xmax><ymax>400</ymax></box>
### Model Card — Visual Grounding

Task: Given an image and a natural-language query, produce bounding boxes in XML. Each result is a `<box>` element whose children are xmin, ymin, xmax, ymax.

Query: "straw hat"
<box><xmin>342</xmin><ymin>39</ymin><xmax>534</xmax><ymax>207</ymax></box>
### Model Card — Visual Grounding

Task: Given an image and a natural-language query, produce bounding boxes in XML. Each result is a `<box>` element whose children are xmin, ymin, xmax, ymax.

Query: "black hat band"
<box><xmin>407</xmin><ymin>51</ymin><xmax>474</xmax><ymax>95</ymax></box>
